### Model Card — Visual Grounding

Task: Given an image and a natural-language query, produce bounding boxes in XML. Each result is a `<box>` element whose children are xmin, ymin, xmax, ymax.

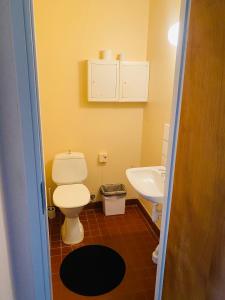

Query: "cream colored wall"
<box><xmin>34</xmin><ymin>0</ymin><xmax>149</xmax><ymax>202</ymax></box>
<box><xmin>139</xmin><ymin>0</ymin><xmax>181</xmax><ymax>225</ymax></box>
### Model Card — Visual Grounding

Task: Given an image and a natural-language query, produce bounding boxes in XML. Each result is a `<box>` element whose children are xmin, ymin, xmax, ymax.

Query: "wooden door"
<box><xmin>162</xmin><ymin>1</ymin><xmax>225</xmax><ymax>299</ymax></box>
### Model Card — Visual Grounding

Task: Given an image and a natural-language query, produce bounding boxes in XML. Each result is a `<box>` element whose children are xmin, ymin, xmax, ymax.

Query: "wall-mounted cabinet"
<box><xmin>88</xmin><ymin>60</ymin><xmax>119</xmax><ymax>102</ymax></box>
<box><xmin>119</xmin><ymin>61</ymin><xmax>149</xmax><ymax>102</ymax></box>
<box><xmin>88</xmin><ymin>60</ymin><xmax>149</xmax><ymax>102</ymax></box>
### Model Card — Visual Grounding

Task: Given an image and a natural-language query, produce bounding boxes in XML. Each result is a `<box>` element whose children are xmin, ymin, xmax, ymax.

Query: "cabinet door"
<box><xmin>119</xmin><ymin>62</ymin><xmax>149</xmax><ymax>102</ymax></box>
<box><xmin>88</xmin><ymin>60</ymin><xmax>119</xmax><ymax>101</ymax></box>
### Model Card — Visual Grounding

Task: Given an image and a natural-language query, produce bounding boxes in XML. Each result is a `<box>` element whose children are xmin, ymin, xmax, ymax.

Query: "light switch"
<box><xmin>99</xmin><ymin>152</ymin><xmax>108</xmax><ymax>163</ymax></box>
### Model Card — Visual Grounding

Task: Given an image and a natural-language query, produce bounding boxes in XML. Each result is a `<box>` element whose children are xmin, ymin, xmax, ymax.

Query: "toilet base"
<box><xmin>61</xmin><ymin>216</ymin><xmax>84</xmax><ymax>245</ymax></box>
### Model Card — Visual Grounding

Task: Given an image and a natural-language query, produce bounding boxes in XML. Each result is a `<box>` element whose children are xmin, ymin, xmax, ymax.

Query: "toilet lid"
<box><xmin>53</xmin><ymin>184</ymin><xmax>90</xmax><ymax>208</ymax></box>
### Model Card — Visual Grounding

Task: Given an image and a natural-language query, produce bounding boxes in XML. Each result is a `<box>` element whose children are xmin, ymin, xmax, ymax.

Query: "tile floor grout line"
<box><xmin>50</xmin><ymin>205</ymin><xmax>157</xmax><ymax>299</ymax></box>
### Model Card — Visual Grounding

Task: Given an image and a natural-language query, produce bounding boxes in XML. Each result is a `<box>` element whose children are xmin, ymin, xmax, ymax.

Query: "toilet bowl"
<box><xmin>52</xmin><ymin>152</ymin><xmax>90</xmax><ymax>245</ymax></box>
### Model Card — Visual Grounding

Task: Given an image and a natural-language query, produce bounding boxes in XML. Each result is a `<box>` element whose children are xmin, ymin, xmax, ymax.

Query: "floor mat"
<box><xmin>60</xmin><ymin>244</ymin><xmax>126</xmax><ymax>296</ymax></box>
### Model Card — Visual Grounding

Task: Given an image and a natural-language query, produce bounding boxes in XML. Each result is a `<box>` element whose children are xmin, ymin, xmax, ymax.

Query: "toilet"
<box><xmin>52</xmin><ymin>152</ymin><xmax>90</xmax><ymax>245</ymax></box>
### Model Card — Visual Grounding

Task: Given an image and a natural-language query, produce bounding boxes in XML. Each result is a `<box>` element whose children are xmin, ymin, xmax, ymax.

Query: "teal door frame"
<box><xmin>0</xmin><ymin>0</ymin><xmax>51</xmax><ymax>299</ymax></box>
<box><xmin>154</xmin><ymin>0</ymin><xmax>191</xmax><ymax>299</ymax></box>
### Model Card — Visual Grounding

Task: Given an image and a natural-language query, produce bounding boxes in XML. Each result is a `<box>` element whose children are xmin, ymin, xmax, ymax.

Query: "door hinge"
<box><xmin>40</xmin><ymin>181</ymin><xmax>46</xmax><ymax>215</ymax></box>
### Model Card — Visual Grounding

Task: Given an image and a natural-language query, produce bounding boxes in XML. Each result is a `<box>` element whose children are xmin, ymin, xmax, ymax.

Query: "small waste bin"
<box><xmin>100</xmin><ymin>184</ymin><xmax>127</xmax><ymax>216</ymax></box>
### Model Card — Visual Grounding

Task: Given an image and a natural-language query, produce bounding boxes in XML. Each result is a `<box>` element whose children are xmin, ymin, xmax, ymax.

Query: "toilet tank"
<box><xmin>52</xmin><ymin>152</ymin><xmax>88</xmax><ymax>185</ymax></box>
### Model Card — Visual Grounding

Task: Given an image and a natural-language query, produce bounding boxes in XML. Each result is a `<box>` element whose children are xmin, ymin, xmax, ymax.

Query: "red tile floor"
<box><xmin>49</xmin><ymin>205</ymin><xmax>158</xmax><ymax>300</ymax></box>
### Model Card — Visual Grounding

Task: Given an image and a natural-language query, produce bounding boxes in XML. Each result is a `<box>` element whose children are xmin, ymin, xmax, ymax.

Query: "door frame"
<box><xmin>2</xmin><ymin>0</ymin><xmax>191</xmax><ymax>299</ymax></box>
<box><xmin>0</xmin><ymin>0</ymin><xmax>52</xmax><ymax>299</ymax></box>
<box><xmin>154</xmin><ymin>0</ymin><xmax>191</xmax><ymax>299</ymax></box>
<box><xmin>21</xmin><ymin>0</ymin><xmax>52</xmax><ymax>298</ymax></box>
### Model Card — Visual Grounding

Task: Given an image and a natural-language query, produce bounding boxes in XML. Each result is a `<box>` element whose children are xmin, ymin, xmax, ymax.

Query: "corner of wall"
<box><xmin>139</xmin><ymin>0</ymin><xmax>181</xmax><ymax>226</ymax></box>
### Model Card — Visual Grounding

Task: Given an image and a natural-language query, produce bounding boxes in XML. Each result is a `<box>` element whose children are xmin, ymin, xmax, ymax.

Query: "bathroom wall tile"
<box><xmin>161</xmin><ymin>123</ymin><xmax>170</xmax><ymax>165</ymax></box>
<box><xmin>161</xmin><ymin>154</ymin><xmax>167</xmax><ymax>166</ymax></box>
<box><xmin>162</xmin><ymin>140</ymin><xmax>168</xmax><ymax>157</ymax></box>
<box><xmin>163</xmin><ymin>123</ymin><xmax>170</xmax><ymax>141</ymax></box>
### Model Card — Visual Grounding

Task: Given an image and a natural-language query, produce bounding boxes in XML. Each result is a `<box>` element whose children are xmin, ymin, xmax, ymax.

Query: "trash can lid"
<box><xmin>100</xmin><ymin>184</ymin><xmax>126</xmax><ymax>196</ymax></box>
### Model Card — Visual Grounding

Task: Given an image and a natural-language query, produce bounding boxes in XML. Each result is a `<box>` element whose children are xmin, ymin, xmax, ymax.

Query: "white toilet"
<box><xmin>52</xmin><ymin>152</ymin><xmax>90</xmax><ymax>245</ymax></box>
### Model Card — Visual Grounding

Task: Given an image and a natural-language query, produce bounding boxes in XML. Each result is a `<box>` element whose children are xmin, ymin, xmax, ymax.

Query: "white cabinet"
<box><xmin>88</xmin><ymin>60</ymin><xmax>119</xmax><ymax>101</ymax></box>
<box><xmin>119</xmin><ymin>62</ymin><xmax>149</xmax><ymax>102</ymax></box>
<box><xmin>88</xmin><ymin>60</ymin><xmax>149</xmax><ymax>102</ymax></box>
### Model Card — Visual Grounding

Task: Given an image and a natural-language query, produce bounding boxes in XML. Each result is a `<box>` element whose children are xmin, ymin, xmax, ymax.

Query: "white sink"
<box><xmin>126</xmin><ymin>166</ymin><xmax>166</xmax><ymax>204</ymax></box>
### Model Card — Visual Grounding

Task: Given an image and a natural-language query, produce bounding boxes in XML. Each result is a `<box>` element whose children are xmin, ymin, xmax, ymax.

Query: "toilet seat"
<box><xmin>53</xmin><ymin>184</ymin><xmax>90</xmax><ymax>208</ymax></box>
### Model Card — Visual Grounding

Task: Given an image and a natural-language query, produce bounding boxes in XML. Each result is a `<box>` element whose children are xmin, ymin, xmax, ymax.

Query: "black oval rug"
<box><xmin>60</xmin><ymin>245</ymin><xmax>126</xmax><ymax>296</ymax></box>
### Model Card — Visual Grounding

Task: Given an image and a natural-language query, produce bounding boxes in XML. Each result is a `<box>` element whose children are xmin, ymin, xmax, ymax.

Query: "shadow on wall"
<box><xmin>45</xmin><ymin>160</ymin><xmax>56</xmax><ymax>205</ymax></box>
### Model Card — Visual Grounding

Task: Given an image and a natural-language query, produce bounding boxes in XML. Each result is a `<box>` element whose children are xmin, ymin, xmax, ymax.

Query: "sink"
<box><xmin>126</xmin><ymin>165</ymin><xmax>166</xmax><ymax>264</ymax></box>
<box><xmin>126</xmin><ymin>166</ymin><xmax>165</xmax><ymax>204</ymax></box>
